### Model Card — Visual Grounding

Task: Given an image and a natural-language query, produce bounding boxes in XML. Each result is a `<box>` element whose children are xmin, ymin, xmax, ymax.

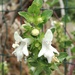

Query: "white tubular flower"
<box><xmin>38</xmin><ymin>29</ymin><xmax>59</xmax><ymax>63</ymax></box>
<box><xmin>12</xmin><ymin>31</ymin><xmax>31</xmax><ymax>61</ymax></box>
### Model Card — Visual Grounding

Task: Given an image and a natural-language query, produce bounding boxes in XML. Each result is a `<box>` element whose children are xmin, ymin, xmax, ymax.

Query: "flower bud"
<box><xmin>31</xmin><ymin>29</ymin><xmax>39</xmax><ymax>36</ymax></box>
<box><xmin>60</xmin><ymin>22</ymin><xmax>63</xmax><ymax>26</ymax></box>
<box><xmin>52</xmin><ymin>55</ymin><xmax>59</xmax><ymax>63</ymax></box>
<box><xmin>20</xmin><ymin>24</ymin><xmax>25</xmax><ymax>31</ymax></box>
<box><xmin>35</xmin><ymin>43</ymin><xmax>40</xmax><ymax>47</ymax></box>
<box><xmin>29</xmin><ymin>17</ymin><xmax>34</xmax><ymax>23</ymax></box>
<box><xmin>37</xmin><ymin>17</ymin><xmax>43</xmax><ymax>23</ymax></box>
<box><xmin>12</xmin><ymin>43</ymin><xmax>19</xmax><ymax>48</ymax></box>
<box><xmin>44</xmin><ymin>0</ymin><xmax>47</xmax><ymax>2</ymax></box>
<box><xmin>53</xmin><ymin>21</ymin><xmax>57</xmax><ymax>24</ymax></box>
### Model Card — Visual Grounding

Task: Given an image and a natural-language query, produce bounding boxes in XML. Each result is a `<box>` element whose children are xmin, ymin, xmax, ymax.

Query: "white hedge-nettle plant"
<box><xmin>12</xmin><ymin>0</ymin><xmax>68</xmax><ymax>75</ymax></box>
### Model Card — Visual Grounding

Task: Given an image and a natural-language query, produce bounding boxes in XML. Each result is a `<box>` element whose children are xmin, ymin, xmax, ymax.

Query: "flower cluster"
<box><xmin>11</xmin><ymin>0</ymin><xmax>69</xmax><ymax>75</ymax></box>
<box><xmin>12</xmin><ymin>29</ymin><xmax>59</xmax><ymax>63</ymax></box>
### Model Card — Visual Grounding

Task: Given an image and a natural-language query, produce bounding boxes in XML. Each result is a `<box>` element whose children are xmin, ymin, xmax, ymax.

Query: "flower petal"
<box><xmin>16</xmin><ymin>51</ymin><xmax>23</xmax><ymax>61</ymax></box>
<box><xmin>44</xmin><ymin>50</ymin><xmax>54</xmax><ymax>63</ymax></box>
<box><xmin>22</xmin><ymin>38</ymin><xmax>31</xmax><ymax>45</ymax></box>
<box><xmin>14</xmin><ymin>31</ymin><xmax>22</xmax><ymax>43</ymax></box>
<box><xmin>44</xmin><ymin>29</ymin><xmax>53</xmax><ymax>42</ymax></box>
<box><xmin>12</xmin><ymin>49</ymin><xmax>23</xmax><ymax>61</ymax></box>
<box><xmin>12</xmin><ymin>42</ymin><xmax>25</xmax><ymax>61</ymax></box>
<box><xmin>22</xmin><ymin>43</ymin><xmax>29</xmax><ymax>56</ymax></box>
<box><xmin>50</xmin><ymin>46</ymin><xmax>59</xmax><ymax>55</ymax></box>
<box><xmin>38</xmin><ymin>44</ymin><xmax>46</xmax><ymax>57</ymax></box>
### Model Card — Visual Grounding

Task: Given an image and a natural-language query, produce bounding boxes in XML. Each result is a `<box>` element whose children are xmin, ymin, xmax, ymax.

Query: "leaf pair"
<box><xmin>18</xmin><ymin>0</ymin><xmax>53</xmax><ymax>27</ymax></box>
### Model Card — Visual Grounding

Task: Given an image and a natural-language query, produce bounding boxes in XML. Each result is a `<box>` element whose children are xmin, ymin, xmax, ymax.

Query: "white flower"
<box><xmin>30</xmin><ymin>66</ymin><xmax>36</xmax><ymax>72</ymax></box>
<box><xmin>38</xmin><ymin>29</ymin><xmax>59</xmax><ymax>63</ymax></box>
<box><xmin>44</xmin><ymin>0</ymin><xmax>47</xmax><ymax>2</ymax></box>
<box><xmin>12</xmin><ymin>31</ymin><xmax>31</xmax><ymax>61</ymax></box>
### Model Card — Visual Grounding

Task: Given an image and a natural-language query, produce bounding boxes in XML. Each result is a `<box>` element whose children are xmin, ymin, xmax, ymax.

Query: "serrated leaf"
<box><xmin>71</xmin><ymin>47</ymin><xmax>75</xmax><ymax>52</ymax></box>
<box><xmin>47</xmin><ymin>0</ymin><xmax>58</xmax><ymax>7</ymax></box>
<box><xmin>38</xmin><ymin>33</ymin><xmax>44</xmax><ymax>42</ymax></box>
<box><xmin>28</xmin><ymin>4</ymin><xmax>40</xmax><ymax>15</ymax></box>
<box><xmin>65</xmin><ymin>40</ymin><xmax>72</xmax><ymax>46</ymax></box>
<box><xmin>50</xmin><ymin>27</ymin><xmax>55</xmax><ymax>33</ymax></box>
<box><xmin>71</xmin><ymin>31</ymin><xmax>75</xmax><ymax>36</ymax></box>
<box><xmin>18</xmin><ymin>12</ymin><xmax>34</xmax><ymax>23</ymax></box>
<box><xmin>58</xmin><ymin>52</ymin><xmax>68</xmax><ymax>62</ymax></box>
<box><xmin>33</xmin><ymin>0</ymin><xmax>43</xmax><ymax>8</ymax></box>
<box><xmin>18</xmin><ymin>11</ymin><xmax>29</xmax><ymax>18</ymax></box>
<box><xmin>66</xmin><ymin>56</ymin><xmax>75</xmax><ymax>60</ymax></box>
<box><xmin>50</xmin><ymin>63</ymin><xmax>58</xmax><ymax>70</ymax></box>
<box><xmin>44</xmin><ymin>67</ymin><xmax>51</xmax><ymax>75</ymax></box>
<box><xmin>34</xmin><ymin>66</ymin><xmax>43</xmax><ymax>75</ymax></box>
<box><xmin>28</xmin><ymin>0</ymin><xmax>43</xmax><ymax>15</ymax></box>
<box><xmin>41</xmin><ymin>10</ymin><xmax>53</xmax><ymax>23</ymax></box>
<box><xmin>61</xmin><ymin>15</ymin><xmax>71</xmax><ymax>23</ymax></box>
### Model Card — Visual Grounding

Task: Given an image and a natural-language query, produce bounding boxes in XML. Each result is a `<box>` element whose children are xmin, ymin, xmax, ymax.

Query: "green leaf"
<box><xmin>66</xmin><ymin>56</ymin><xmax>75</xmax><ymax>60</ymax></box>
<box><xmin>41</xmin><ymin>10</ymin><xmax>53</xmax><ymax>23</ymax></box>
<box><xmin>33</xmin><ymin>0</ymin><xmax>43</xmax><ymax>8</ymax></box>
<box><xmin>18</xmin><ymin>12</ymin><xmax>34</xmax><ymax>23</ymax></box>
<box><xmin>18</xmin><ymin>11</ymin><xmax>29</xmax><ymax>18</ymax></box>
<box><xmin>38</xmin><ymin>33</ymin><xmax>44</xmax><ymax>42</ymax></box>
<box><xmin>28</xmin><ymin>0</ymin><xmax>43</xmax><ymax>15</ymax></box>
<box><xmin>50</xmin><ymin>63</ymin><xmax>59</xmax><ymax>70</ymax></box>
<box><xmin>61</xmin><ymin>15</ymin><xmax>71</xmax><ymax>23</ymax></box>
<box><xmin>51</xmin><ymin>27</ymin><xmax>55</xmax><ymax>33</ymax></box>
<box><xmin>71</xmin><ymin>31</ymin><xmax>75</xmax><ymax>36</ymax></box>
<box><xmin>65</xmin><ymin>40</ymin><xmax>72</xmax><ymax>46</ymax></box>
<box><xmin>47</xmin><ymin>0</ymin><xmax>59</xmax><ymax>7</ymax></box>
<box><xmin>34</xmin><ymin>66</ymin><xmax>43</xmax><ymax>75</ymax></box>
<box><xmin>28</xmin><ymin>4</ymin><xmax>40</xmax><ymax>15</ymax></box>
<box><xmin>58</xmin><ymin>52</ymin><xmax>68</xmax><ymax>62</ymax></box>
<box><xmin>38</xmin><ymin>23</ymin><xmax>43</xmax><ymax>28</ymax></box>
<box><xmin>44</xmin><ymin>67</ymin><xmax>51</xmax><ymax>75</ymax></box>
<box><xmin>71</xmin><ymin>47</ymin><xmax>75</xmax><ymax>52</ymax></box>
